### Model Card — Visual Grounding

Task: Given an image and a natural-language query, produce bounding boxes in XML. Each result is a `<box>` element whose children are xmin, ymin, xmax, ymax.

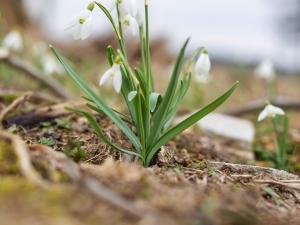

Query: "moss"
<box><xmin>0</xmin><ymin>139</ymin><xmax>20</xmax><ymax>175</ymax></box>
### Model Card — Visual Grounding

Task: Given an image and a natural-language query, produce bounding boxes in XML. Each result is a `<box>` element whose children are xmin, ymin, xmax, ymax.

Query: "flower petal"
<box><xmin>113</xmin><ymin>69</ymin><xmax>122</xmax><ymax>93</ymax></box>
<box><xmin>257</xmin><ymin>108</ymin><xmax>268</xmax><ymax>122</ymax></box>
<box><xmin>196</xmin><ymin>52</ymin><xmax>211</xmax><ymax>77</ymax></box>
<box><xmin>79</xmin><ymin>17</ymin><xmax>93</xmax><ymax>40</ymax></box>
<box><xmin>267</xmin><ymin>105</ymin><xmax>285</xmax><ymax>116</ymax></box>
<box><xmin>99</xmin><ymin>67</ymin><xmax>114</xmax><ymax>86</ymax></box>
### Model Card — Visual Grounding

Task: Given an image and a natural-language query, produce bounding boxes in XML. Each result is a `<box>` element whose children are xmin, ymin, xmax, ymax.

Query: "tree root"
<box><xmin>207</xmin><ymin>161</ymin><xmax>299</xmax><ymax>180</ymax></box>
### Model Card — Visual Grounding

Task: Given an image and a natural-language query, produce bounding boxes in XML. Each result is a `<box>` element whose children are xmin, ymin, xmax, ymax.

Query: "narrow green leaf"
<box><xmin>50</xmin><ymin>46</ymin><xmax>141</xmax><ymax>151</ymax></box>
<box><xmin>146</xmin><ymin>81</ymin><xmax>239</xmax><ymax>166</ymax></box>
<box><xmin>67</xmin><ymin>107</ymin><xmax>141</xmax><ymax>158</ymax></box>
<box><xmin>148</xmin><ymin>38</ymin><xmax>190</xmax><ymax>146</ymax></box>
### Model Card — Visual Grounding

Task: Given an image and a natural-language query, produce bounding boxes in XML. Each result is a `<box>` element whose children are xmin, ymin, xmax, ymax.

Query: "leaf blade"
<box><xmin>146</xmin><ymin>81</ymin><xmax>239</xmax><ymax>166</ymax></box>
<box><xmin>50</xmin><ymin>46</ymin><xmax>141</xmax><ymax>151</ymax></box>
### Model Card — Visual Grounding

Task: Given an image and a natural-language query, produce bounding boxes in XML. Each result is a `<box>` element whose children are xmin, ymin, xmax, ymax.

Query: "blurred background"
<box><xmin>8</xmin><ymin>0</ymin><xmax>300</xmax><ymax>72</ymax></box>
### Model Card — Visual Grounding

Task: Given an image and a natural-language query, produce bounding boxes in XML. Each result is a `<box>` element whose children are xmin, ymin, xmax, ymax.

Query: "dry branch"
<box><xmin>207</xmin><ymin>161</ymin><xmax>299</xmax><ymax>180</ymax></box>
<box><xmin>0</xmin><ymin>53</ymin><xmax>72</xmax><ymax>100</ymax></box>
<box><xmin>3</xmin><ymin>102</ymin><xmax>85</xmax><ymax>127</ymax></box>
<box><xmin>0</xmin><ymin>131</ymin><xmax>44</xmax><ymax>186</ymax></box>
<box><xmin>29</xmin><ymin>144</ymin><xmax>148</xmax><ymax>219</ymax></box>
<box><xmin>0</xmin><ymin>92</ymin><xmax>32</xmax><ymax>126</ymax></box>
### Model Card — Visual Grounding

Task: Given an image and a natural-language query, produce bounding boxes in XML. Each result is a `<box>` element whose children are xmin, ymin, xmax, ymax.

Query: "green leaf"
<box><xmin>163</xmin><ymin>73</ymin><xmax>192</xmax><ymax>130</ymax></box>
<box><xmin>150</xmin><ymin>92</ymin><xmax>160</xmax><ymax>113</ymax></box>
<box><xmin>128</xmin><ymin>91</ymin><xmax>138</xmax><ymax>101</ymax></box>
<box><xmin>148</xmin><ymin>38</ymin><xmax>190</xmax><ymax>147</ymax></box>
<box><xmin>146</xmin><ymin>81</ymin><xmax>239</xmax><ymax>166</ymax></box>
<box><xmin>66</xmin><ymin>107</ymin><xmax>141</xmax><ymax>158</ymax></box>
<box><xmin>50</xmin><ymin>46</ymin><xmax>141</xmax><ymax>151</ymax></box>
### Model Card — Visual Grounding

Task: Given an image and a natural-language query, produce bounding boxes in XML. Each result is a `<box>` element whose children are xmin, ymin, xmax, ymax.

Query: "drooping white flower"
<box><xmin>42</xmin><ymin>54</ymin><xmax>64</xmax><ymax>76</ymax></box>
<box><xmin>119</xmin><ymin>0</ymin><xmax>138</xmax><ymax>18</ymax></box>
<box><xmin>99</xmin><ymin>62</ymin><xmax>122</xmax><ymax>93</ymax></box>
<box><xmin>257</xmin><ymin>104</ymin><xmax>285</xmax><ymax>122</ymax></box>
<box><xmin>195</xmin><ymin>51</ymin><xmax>211</xmax><ymax>82</ymax></box>
<box><xmin>65</xmin><ymin>3</ymin><xmax>95</xmax><ymax>40</ymax></box>
<box><xmin>255</xmin><ymin>59</ymin><xmax>275</xmax><ymax>81</ymax></box>
<box><xmin>123</xmin><ymin>14</ymin><xmax>139</xmax><ymax>36</ymax></box>
<box><xmin>2</xmin><ymin>31</ymin><xmax>23</xmax><ymax>52</ymax></box>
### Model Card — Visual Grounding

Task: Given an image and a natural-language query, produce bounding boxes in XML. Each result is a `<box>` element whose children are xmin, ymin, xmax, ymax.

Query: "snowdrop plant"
<box><xmin>257</xmin><ymin>103</ymin><xmax>289</xmax><ymax>170</ymax></box>
<box><xmin>51</xmin><ymin>1</ymin><xmax>238</xmax><ymax>167</ymax></box>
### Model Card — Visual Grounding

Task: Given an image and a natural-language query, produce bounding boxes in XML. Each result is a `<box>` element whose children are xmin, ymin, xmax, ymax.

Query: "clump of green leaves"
<box><xmin>64</xmin><ymin>139</ymin><xmax>87</xmax><ymax>162</ymax></box>
<box><xmin>40</xmin><ymin>137</ymin><xmax>56</xmax><ymax>147</ymax></box>
<box><xmin>51</xmin><ymin>1</ymin><xmax>238</xmax><ymax>167</ymax></box>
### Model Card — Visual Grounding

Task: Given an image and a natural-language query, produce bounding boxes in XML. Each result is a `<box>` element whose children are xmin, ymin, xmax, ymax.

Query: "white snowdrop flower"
<box><xmin>65</xmin><ymin>3</ymin><xmax>95</xmax><ymax>40</ymax></box>
<box><xmin>42</xmin><ymin>54</ymin><xmax>64</xmax><ymax>76</ymax></box>
<box><xmin>195</xmin><ymin>51</ymin><xmax>211</xmax><ymax>81</ymax></box>
<box><xmin>257</xmin><ymin>104</ymin><xmax>285</xmax><ymax>122</ymax></box>
<box><xmin>2</xmin><ymin>31</ymin><xmax>23</xmax><ymax>52</ymax></box>
<box><xmin>195</xmin><ymin>73</ymin><xmax>210</xmax><ymax>84</ymax></box>
<box><xmin>123</xmin><ymin>14</ymin><xmax>139</xmax><ymax>36</ymax></box>
<box><xmin>119</xmin><ymin>0</ymin><xmax>138</xmax><ymax>18</ymax></box>
<box><xmin>255</xmin><ymin>59</ymin><xmax>275</xmax><ymax>81</ymax></box>
<box><xmin>99</xmin><ymin>60</ymin><xmax>123</xmax><ymax>93</ymax></box>
<box><xmin>135</xmin><ymin>10</ymin><xmax>144</xmax><ymax>26</ymax></box>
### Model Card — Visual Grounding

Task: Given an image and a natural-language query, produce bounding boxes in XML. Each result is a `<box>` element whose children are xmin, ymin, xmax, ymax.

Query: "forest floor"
<box><xmin>1</xmin><ymin>79</ymin><xmax>300</xmax><ymax>225</ymax></box>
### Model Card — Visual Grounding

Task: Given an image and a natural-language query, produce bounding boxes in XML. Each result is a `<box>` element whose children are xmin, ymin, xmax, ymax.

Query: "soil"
<box><xmin>1</xmin><ymin>93</ymin><xmax>300</xmax><ymax>225</ymax></box>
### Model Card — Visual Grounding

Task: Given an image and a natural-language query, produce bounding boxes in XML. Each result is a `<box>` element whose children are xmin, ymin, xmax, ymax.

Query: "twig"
<box><xmin>0</xmin><ymin>53</ymin><xmax>72</xmax><ymax>100</ymax></box>
<box><xmin>226</xmin><ymin>97</ymin><xmax>300</xmax><ymax>116</ymax></box>
<box><xmin>0</xmin><ymin>131</ymin><xmax>45</xmax><ymax>186</ymax></box>
<box><xmin>3</xmin><ymin>101</ymin><xmax>85</xmax><ymax>127</ymax></box>
<box><xmin>207</xmin><ymin>161</ymin><xmax>299</xmax><ymax>180</ymax></box>
<box><xmin>0</xmin><ymin>92</ymin><xmax>32</xmax><ymax>126</ymax></box>
<box><xmin>254</xmin><ymin>179</ymin><xmax>300</xmax><ymax>191</ymax></box>
<box><xmin>30</xmin><ymin>144</ymin><xmax>150</xmax><ymax>219</ymax></box>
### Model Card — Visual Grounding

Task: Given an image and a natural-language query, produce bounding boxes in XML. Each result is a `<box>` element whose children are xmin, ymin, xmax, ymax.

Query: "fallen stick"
<box><xmin>207</xmin><ymin>161</ymin><xmax>299</xmax><ymax>180</ymax></box>
<box><xmin>0</xmin><ymin>53</ymin><xmax>72</xmax><ymax>100</ymax></box>
<box><xmin>0</xmin><ymin>92</ymin><xmax>32</xmax><ymax>126</ymax></box>
<box><xmin>0</xmin><ymin>131</ymin><xmax>44</xmax><ymax>186</ymax></box>
<box><xmin>226</xmin><ymin>97</ymin><xmax>300</xmax><ymax>116</ymax></box>
<box><xmin>3</xmin><ymin>101</ymin><xmax>85</xmax><ymax>127</ymax></box>
<box><xmin>29</xmin><ymin>144</ymin><xmax>150</xmax><ymax>219</ymax></box>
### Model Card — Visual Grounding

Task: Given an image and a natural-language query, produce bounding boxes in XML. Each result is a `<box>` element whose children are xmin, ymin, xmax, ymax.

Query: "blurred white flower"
<box><xmin>119</xmin><ymin>0</ymin><xmax>138</xmax><ymax>18</ymax></box>
<box><xmin>257</xmin><ymin>104</ymin><xmax>285</xmax><ymax>122</ymax></box>
<box><xmin>99</xmin><ymin>63</ymin><xmax>122</xmax><ymax>93</ymax></box>
<box><xmin>195</xmin><ymin>51</ymin><xmax>211</xmax><ymax>83</ymax></box>
<box><xmin>65</xmin><ymin>4</ymin><xmax>94</xmax><ymax>40</ymax></box>
<box><xmin>2</xmin><ymin>31</ymin><xmax>23</xmax><ymax>52</ymax></box>
<box><xmin>42</xmin><ymin>54</ymin><xmax>64</xmax><ymax>76</ymax></box>
<box><xmin>123</xmin><ymin>14</ymin><xmax>139</xmax><ymax>36</ymax></box>
<box><xmin>255</xmin><ymin>59</ymin><xmax>275</xmax><ymax>81</ymax></box>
